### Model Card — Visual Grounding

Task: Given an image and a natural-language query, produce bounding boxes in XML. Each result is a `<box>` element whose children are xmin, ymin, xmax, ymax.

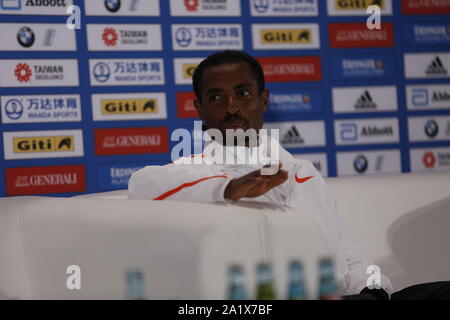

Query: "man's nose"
<box><xmin>225</xmin><ymin>95</ymin><xmax>240</xmax><ymax>114</ymax></box>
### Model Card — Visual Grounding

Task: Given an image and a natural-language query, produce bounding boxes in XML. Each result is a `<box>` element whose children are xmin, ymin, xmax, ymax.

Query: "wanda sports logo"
<box><xmin>6</xmin><ymin>165</ymin><xmax>86</xmax><ymax>196</ymax></box>
<box><xmin>329</xmin><ymin>23</ymin><xmax>394</xmax><ymax>48</ymax></box>
<box><xmin>14</xmin><ymin>63</ymin><xmax>32</xmax><ymax>82</ymax></box>
<box><xmin>257</xmin><ymin>57</ymin><xmax>322</xmax><ymax>82</ymax></box>
<box><xmin>94</xmin><ymin>127</ymin><xmax>169</xmax><ymax>155</ymax></box>
<box><xmin>176</xmin><ymin>92</ymin><xmax>199</xmax><ymax>119</ymax></box>
<box><xmin>402</xmin><ymin>0</ymin><xmax>450</xmax><ymax>14</ymax></box>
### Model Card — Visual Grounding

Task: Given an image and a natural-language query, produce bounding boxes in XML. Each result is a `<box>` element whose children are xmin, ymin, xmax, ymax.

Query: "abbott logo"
<box><xmin>66</xmin><ymin>5</ymin><xmax>81</xmax><ymax>30</ymax></box>
<box><xmin>340</xmin><ymin>123</ymin><xmax>358</xmax><ymax>141</ymax></box>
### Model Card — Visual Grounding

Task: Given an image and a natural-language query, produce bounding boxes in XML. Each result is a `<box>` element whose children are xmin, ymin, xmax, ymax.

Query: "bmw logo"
<box><xmin>424</xmin><ymin>120</ymin><xmax>439</xmax><ymax>138</ymax></box>
<box><xmin>354</xmin><ymin>155</ymin><xmax>369</xmax><ymax>174</ymax></box>
<box><xmin>93</xmin><ymin>62</ymin><xmax>111</xmax><ymax>83</ymax></box>
<box><xmin>175</xmin><ymin>27</ymin><xmax>192</xmax><ymax>48</ymax></box>
<box><xmin>253</xmin><ymin>0</ymin><xmax>269</xmax><ymax>13</ymax></box>
<box><xmin>17</xmin><ymin>26</ymin><xmax>35</xmax><ymax>48</ymax></box>
<box><xmin>105</xmin><ymin>0</ymin><xmax>121</xmax><ymax>13</ymax></box>
<box><xmin>5</xmin><ymin>99</ymin><xmax>24</xmax><ymax>120</ymax></box>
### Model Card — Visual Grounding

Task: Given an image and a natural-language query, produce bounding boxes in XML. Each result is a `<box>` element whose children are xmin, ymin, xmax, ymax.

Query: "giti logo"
<box><xmin>335</xmin><ymin>0</ymin><xmax>384</xmax><ymax>10</ymax></box>
<box><xmin>183</xmin><ymin>63</ymin><xmax>198</xmax><ymax>79</ymax></box>
<box><xmin>13</xmin><ymin>136</ymin><xmax>74</xmax><ymax>153</ymax></box>
<box><xmin>261</xmin><ymin>29</ymin><xmax>311</xmax><ymax>44</ymax></box>
<box><xmin>101</xmin><ymin>99</ymin><xmax>158</xmax><ymax>115</ymax></box>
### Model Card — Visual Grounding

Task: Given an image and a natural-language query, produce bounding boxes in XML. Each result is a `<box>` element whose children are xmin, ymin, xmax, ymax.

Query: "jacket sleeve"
<box><xmin>287</xmin><ymin>160</ymin><xmax>393</xmax><ymax>296</ymax></box>
<box><xmin>127</xmin><ymin>163</ymin><xmax>233</xmax><ymax>203</ymax></box>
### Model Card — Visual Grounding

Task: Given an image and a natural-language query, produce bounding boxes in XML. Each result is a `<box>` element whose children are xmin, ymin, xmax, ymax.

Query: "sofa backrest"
<box><xmin>0</xmin><ymin>196</ymin><xmax>331</xmax><ymax>300</ymax></box>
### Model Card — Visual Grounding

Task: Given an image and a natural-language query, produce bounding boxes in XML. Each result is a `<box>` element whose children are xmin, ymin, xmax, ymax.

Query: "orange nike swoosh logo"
<box><xmin>295</xmin><ymin>175</ymin><xmax>314</xmax><ymax>184</ymax></box>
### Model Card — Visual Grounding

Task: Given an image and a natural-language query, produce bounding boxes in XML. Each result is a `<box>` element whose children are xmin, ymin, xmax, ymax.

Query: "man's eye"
<box><xmin>208</xmin><ymin>94</ymin><xmax>222</xmax><ymax>102</ymax></box>
<box><xmin>238</xmin><ymin>89</ymin><xmax>252</xmax><ymax>97</ymax></box>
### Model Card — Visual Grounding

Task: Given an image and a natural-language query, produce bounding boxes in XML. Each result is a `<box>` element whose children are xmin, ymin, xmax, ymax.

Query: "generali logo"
<box><xmin>5</xmin><ymin>165</ymin><xmax>86</xmax><ymax>196</ymax></box>
<box><xmin>176</xmin><ymin>92</ymin><xmax>198</xmax><ymax>119</ymax></box>
<box><xmin>257</xmin><ymin>57</ymin><xmax>322</xmax><ymax>82</ymax></box>
<box><xmin>94</xmin><ymin>127</ymin><xmax>169</xmax><ymax>155</ymax></box>
<box><xmin>329</xmin><ymin>23</ymin><xmax>394</xmax><ymax>48</ymax></box>
<box><xmin>402</xmin><ymin>0</ymin><xmax>450</xmax><ymax>14</ymax></box>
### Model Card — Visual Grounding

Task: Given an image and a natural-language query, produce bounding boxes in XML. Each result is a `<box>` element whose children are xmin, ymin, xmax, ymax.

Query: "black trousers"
<box><xmin>343</xmin><ymin>281</ymin><xmax>450</xmax><ymax>300</ymax></box>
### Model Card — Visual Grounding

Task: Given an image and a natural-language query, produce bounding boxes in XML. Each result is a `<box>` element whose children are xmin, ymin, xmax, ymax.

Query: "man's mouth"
<box><xmin>221</xmin><ymin>119</ymin><xmax>248</xmax><ymax>130</ymax></box>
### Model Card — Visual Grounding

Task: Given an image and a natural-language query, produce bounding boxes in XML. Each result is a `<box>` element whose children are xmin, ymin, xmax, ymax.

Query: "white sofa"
<box><xmin>1</xmin><ymin>171</ymin><xmax>450</xmax><ymax>299</ymax></box>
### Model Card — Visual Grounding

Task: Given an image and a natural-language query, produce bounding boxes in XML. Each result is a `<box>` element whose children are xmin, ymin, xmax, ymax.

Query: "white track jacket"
<box><xmin>128</xmin><ymin>137</ymin><xmax>393</xmax><ymax>296</ymax></box>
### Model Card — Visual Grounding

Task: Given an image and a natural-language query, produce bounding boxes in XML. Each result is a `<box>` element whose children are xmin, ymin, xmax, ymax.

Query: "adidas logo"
<box><xmin>281</xmin><ymin>126</ymin><xmax>305</xmax><ymax>145</ymax></box>
<box><xmin>355</xmin><ymin>90</ymin><xmax>377</xmax><ymax>109</ymax></box>
<box><xmin>426</xmin><ymin>56</ymin><xmax>448</xmax><ymax>75</ymax></box>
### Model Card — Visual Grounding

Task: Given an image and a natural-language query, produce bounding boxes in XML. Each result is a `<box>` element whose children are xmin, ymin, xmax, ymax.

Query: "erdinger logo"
<box><xmin>184</xmin><ymin>0</ymin><xmax>199</xmax><ymax>11</ymax></box>
<box><xmin>14</xmin><ymin>63</ymin><xmax>32</xmax><ymax>82</ymax></box>
<box><xmin>105</xmin><ymin>0</ymin><xmax>121</xmax><ymax>13</ymax></box>
<box><xmin>4</xmin><ymin>99</ymin><xmax>24</xmax><ymax>120</ymax></box>
<box><xmin>354</xmin><ymin>155</ymin><xmax>369</xmax><ymax>173</ymax></box>
<box><xmin>425</xmin><ymin>120</ymin><xmax>439</xmax><ymax>138</ymax></box>
<box><xmin>423</xmin><ymin>152</ymin><xmax>436</xmax><ymax>169</ymax></box>
<box><xmin>254</xmin><ymin>0</ymin><xmax>269</xmax><ymax>13</ymax></box>
<box><xmin>17</xmin><ymin>26</ymin><xmax>35</xmax><ymax>48</ymax></box>
<box><xmin>102</xmin><ymin>28</ymin><xmax>119</xmax><ymax>47</ymax></box>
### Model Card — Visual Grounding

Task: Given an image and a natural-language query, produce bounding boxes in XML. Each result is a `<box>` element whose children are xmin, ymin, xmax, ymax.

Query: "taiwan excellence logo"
<box><xmin>14</xmin><ymin>63</ymin><xmax>32</xmax><ymax>82</ymax></box>
<box><xmin>423</xmin><ymin>152</ymin><xmax>436</xmax><ymax>169</ymax></box>
<box><xmin>93</xmin><ymin>62</ymin><xmax>111</xmax><ymax>83</ymax></box>
<box><xmin>4</xmin><ymin>99</ymin><xmax>24</xmax><ymax>120</ymax></box>
<box><xmin>102</xmin><ymin>27</ymin><xmax>119</xmax><ymax>46</ymax></box>
<box><xmin>175</xmin><ymin>27</ymin><xmax>192</xmax><ymax>47</ymax></box>
<box><xmin>184</xmin><ymin>0</ymin><xmax>199</xmax><ymax>11</ymax></box>
<box><xmin>105</xmin><ymin>0</ymin><xmax>121</xmax><ymax>13</ymax></box>
<box><xmin>17</xmin><ymin>26</ymin><xmax>35</xmax><ymax>48</ymax></box>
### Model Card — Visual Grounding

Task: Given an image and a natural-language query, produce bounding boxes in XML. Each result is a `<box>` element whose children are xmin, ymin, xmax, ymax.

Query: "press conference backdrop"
<box><xmin>0</xmin><ymin>0</ymin><xmax>450</xmax><ymax>197</ymax></box>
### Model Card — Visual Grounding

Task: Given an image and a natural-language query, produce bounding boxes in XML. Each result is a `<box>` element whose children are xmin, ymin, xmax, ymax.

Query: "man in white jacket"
<box><xmin>128</xmin><ymin>50</ymin><xmax>449</xmax><ymax>299</ymax></box>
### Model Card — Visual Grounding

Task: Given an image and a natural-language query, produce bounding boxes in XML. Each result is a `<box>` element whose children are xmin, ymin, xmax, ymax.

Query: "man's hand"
<box><xmin>224</xmin><ymin>164</ymin><xmax>288</xmax><ymax>201</ymax></box>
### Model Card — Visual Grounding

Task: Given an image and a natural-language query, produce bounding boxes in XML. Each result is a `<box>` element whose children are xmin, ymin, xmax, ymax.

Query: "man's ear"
<box><xmin>261</xmin><ymin>89</ymin><xmax>269</xmax><ymax>112</ymax></box>
<box><xmin>193</xmin><ymin>99</ymin><xmax>204</xmax><ymax>120</ymax></box>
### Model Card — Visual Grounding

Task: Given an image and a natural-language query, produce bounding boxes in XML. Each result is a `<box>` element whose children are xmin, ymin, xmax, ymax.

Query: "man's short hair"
<box><xmin>192</xmin><ymin>50</ymin><xmax>266</xmax><ymax>101</ymax></box>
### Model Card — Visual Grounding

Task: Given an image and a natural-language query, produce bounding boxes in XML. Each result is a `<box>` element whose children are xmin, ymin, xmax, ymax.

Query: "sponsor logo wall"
<box><xmin>0</xmin><ymin>0</ymin><xmax>449</xmax><ymax>196</ymax></box>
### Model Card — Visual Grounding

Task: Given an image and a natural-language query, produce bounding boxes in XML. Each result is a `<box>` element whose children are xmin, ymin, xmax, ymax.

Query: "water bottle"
<box><xmin>125</xmin><ymin>269</ymin><xmax>146</xmax><ymax>300</ymax></box>
<box><xmin>317</xmin><ymin>257</ymin><xmax>340</xmax><ymax>300</ymax></box>
<box><xmin>227</xmin><ymin>264</ymin><xmax>247</xmax><ymax>300</ymax></box>
<box><xmin>287</xmin><ymin>260</ymin><xmax>308</xmax><ymax>300</ymax></box>
<box><xmin>256</xmin><ymin>262</ymin><xmax>276</xmax><ymax>300</ymax></box>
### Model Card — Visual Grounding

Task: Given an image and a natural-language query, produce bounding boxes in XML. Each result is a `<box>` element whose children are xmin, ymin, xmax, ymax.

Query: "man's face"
<box><xmin>194</xmin><ymin>61</ymin><xmax>269</xmax><ymax>139</ymax></box>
